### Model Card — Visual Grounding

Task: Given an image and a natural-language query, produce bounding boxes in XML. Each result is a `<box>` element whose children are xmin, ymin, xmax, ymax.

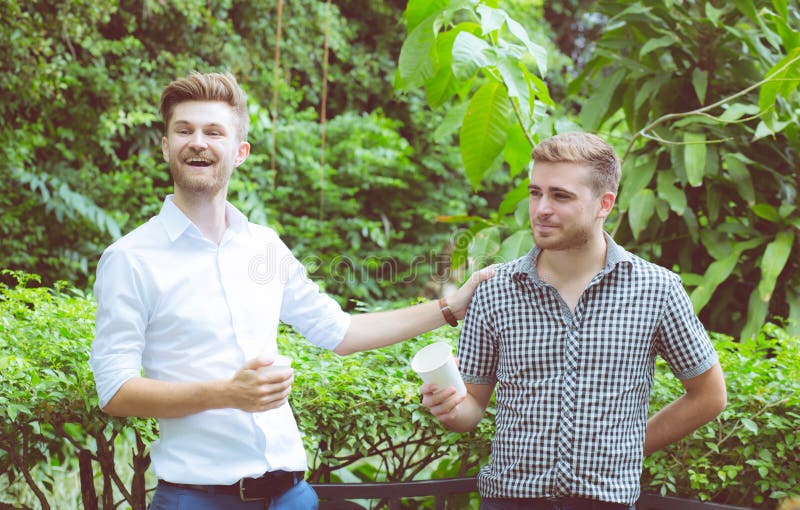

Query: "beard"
<box><xmin>532</xmin><ymin>223</ymin><xmax>592</xmax><ymax>251</ymax></box>
<box><xmin>168</xmin><ymin>150</ymin><xmax>231</xmax><ymax>196</ymax></box>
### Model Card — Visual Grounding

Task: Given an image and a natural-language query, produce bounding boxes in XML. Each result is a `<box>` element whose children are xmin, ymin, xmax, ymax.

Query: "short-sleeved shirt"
<box><xmin>458</xmin><ymin>233</ymin><xmax>718</xmax><ymax>505</ymax></box>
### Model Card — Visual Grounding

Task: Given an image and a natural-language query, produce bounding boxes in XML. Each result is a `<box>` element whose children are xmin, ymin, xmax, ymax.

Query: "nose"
<box><xmin>530</xmin><ymin>196</ymin><xmax>553</xmax><ymax>217</ymax></box>
<box><xmin>188</xmin><ymin>132</ymin><xmax>208</xmax><ymax>149</ymax></box>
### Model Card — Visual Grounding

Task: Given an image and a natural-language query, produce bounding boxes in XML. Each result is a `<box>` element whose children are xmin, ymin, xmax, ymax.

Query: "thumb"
<box><xmin>242</xmin><ymin>356</ymin><xmax>271</xmax><ymax>371</ymax></box>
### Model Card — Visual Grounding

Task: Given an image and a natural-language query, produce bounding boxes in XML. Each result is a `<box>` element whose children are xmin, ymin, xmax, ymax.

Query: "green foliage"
<box><xmin>0</xmin><ymin>0</ymin><xmax>484</xmax><ymax>305</ymax></box>
<box><xmin>283</xmin><ymin>323</ymin><xmax>493</xmax><ymax>485</ymax></box>
<box><xmin>397</xmin><ymin>0</ymin><xmax>555</xmax><ymax>190</ymax></box>
<box><xmin>396</xmin><ymin>0</ymin><xmax>800</xmax><ymax>340</ymax></box>
<box><xmin>395</xmin><ymin>0</ymin><xmax>563</xmax><ymax>272</ymax></box>
<box><xmin>644</xmin><ymin>325</ymin><xmax>800</xmax><ymax>508</ymax></box>
<box><xmin>2</xmin><ymin>274</ymin><xmax>799</xmax><ymax>509</ymax></box>
<box><xmin>0</xmin><ymin>271</ymin><xmax>156</xmax><ymax>510</ymax></box>
<box><xmin>571</xmin><ymin>0</ymin><xmax>800</xmax><ymax>340</ymax></box>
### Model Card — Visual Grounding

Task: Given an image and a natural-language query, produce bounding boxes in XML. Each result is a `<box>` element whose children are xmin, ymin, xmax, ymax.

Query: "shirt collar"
<box><xmin>159</xmin><ymin>195</ymin><xmax>249</xmax><ymax>242</ymax></box>
<box><xmin>511</xmin><ymin>231</ymin><xmax>634</xmax><ymax>282</ymax></box>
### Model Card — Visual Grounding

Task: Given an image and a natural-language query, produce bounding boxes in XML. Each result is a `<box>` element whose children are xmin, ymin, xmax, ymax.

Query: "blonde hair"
<box><xmin>531</xmin><ymin>132</ymin><xmax>621</xmax><ymax>196</ymax></box>
<box><xmin>159</xmin><ymin>71</ymin><xmax>249</xmax><ymax>141</ymax></box>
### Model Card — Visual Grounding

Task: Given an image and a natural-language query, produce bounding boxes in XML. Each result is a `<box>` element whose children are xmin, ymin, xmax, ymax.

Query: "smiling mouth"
<box><xmin>185</xmin><ymin>157</ymin><xmax>214</xmax><ymax>167</ymax></box>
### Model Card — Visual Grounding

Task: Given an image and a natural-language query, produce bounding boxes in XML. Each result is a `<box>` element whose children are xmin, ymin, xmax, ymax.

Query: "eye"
<box><xmin>529</xmin><ymin>189</ymin><xmax>541</xmax><ymax>197</ymax></box>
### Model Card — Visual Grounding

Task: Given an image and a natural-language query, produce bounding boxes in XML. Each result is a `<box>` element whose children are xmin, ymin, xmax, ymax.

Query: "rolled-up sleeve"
<box><xmin>90</xmin><ymin>247</ymin><xmax>149</xmax><ymax>408</ymax></box>
<box><xmin>277</xmin><ymin>246</ymin><xmax>350</xmax><ymax>351</ymax></box>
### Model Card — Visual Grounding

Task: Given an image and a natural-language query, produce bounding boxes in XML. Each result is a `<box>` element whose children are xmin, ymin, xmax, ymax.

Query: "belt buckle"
<box><xmin>239</xmin><ymin>478</ymin><xmax>264</xmax><ymax>502</ymax></box>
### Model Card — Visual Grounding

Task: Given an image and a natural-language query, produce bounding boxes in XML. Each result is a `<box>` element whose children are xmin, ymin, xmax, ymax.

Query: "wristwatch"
<box><xmin>438</xmin><ymin>297</ymin><xmax>458</xmax><ymax>327</ymax></box>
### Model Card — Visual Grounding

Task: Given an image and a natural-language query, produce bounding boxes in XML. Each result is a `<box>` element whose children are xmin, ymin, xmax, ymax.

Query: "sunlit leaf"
<box><xmin>460</xmin><ymin>82</ymin><xmax>512</xmax><ymax>189</ymax></box>
<box><xmin>683</xmin><ymin>132</ymin><xmax>707</xmax><ymax>187</ymax></box>
<box><xmin>628</xmin><ymin>188</ymin><xmax>656</xmax><ymax>239</ymax></box>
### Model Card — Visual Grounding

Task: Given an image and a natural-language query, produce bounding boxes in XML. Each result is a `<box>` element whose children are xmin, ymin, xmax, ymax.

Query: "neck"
<box><xmin>538</xmin><ymin>231</ymin><xmax>608</xmax><ymax>282</ymax></box>
<box><xmin>172</xmin><ymin>188</ymin><xmax>229</xmax><ymax>244</ymax></box>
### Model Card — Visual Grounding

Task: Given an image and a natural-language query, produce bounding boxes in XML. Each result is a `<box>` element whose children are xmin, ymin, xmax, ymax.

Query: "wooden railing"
<box><xmin>311</xmin><ymin>478</ymin><xmax>756</xmax><ymax>510</ymax></box>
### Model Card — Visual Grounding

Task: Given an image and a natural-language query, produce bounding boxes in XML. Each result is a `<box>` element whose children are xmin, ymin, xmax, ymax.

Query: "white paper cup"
<box><xmin>260</xmin><ymin>354</ymin><xmax>293</xmax><ymax>374</ymax></box>
<box><xmin>411</xmin><ymin>342</ymin><xmax>466</xmax><ymax>396</ymax></box>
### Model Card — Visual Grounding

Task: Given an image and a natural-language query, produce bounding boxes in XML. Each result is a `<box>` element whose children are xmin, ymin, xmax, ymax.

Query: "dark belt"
<box><xmin>160</xmin><ymin>470</ymin><xmax>304</xmax><ymax>501</ymax></box>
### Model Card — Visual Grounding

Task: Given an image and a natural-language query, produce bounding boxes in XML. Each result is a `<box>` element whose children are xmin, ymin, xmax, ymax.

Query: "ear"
<box><xmin>234</xmin><ymin>141</ymin><xmax>251</xmax><ymax>167</ymax></box>
<box><xmin>597</xmin><ymin>191</ymin><xmax>616</xmax><ymax>220</ymax></box>
<box><xmin>161</xmin><ymin>136</ymin><xmax>169</xmax><ymax>163</ymax></box>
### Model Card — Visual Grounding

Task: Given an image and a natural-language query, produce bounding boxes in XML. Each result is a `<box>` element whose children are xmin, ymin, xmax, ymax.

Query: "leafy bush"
<box><xmin>644</xmin><ymin>324</ymin><xmax>800</xmax><ymax>508</ymax></box>
<box><xmin>1</xmin><ymin>274</ymin><xmax>798</xmax><ymax>509</ymax></box>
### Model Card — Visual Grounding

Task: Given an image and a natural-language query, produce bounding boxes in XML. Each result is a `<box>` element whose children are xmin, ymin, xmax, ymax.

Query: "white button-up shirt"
<box><xmin>90</xmin><ymin>196</ymin><xmax>350</xmax><ymax>484</ymax></box>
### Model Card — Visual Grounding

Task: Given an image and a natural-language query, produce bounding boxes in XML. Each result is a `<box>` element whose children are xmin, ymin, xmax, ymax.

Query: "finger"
<box><xmin>420</xmin><ymin>383</ymin><xmax>439</xmax><ymax>395</ymax></box>
<box><xmin>470</xmin><ymin>264</ymin><xmax>497</xmax><ymax>284</ymax></box>
<box><xmin>256</xmin><ymin>366</ymin><xmax>294</xmax><ymax>383</ymax></box>
<box><xmin>242</xmin><ymin>356</ymin><xmax>271</xmax><ymax>371</ymax></box>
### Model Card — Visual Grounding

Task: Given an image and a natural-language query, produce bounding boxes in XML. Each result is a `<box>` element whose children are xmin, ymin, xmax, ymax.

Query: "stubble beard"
<box><xmin>169</xmin><ymin>153</ymin><xmax>230</xmax><ymax>196</ymax></box>
<box><xmin>533</xmin><ymin>224</ymin><xmax>592</xmax><ymax>252</ymax></box>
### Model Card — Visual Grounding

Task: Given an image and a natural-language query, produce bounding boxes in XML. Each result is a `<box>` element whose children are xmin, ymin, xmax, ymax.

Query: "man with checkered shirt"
<box><xmin>420</xmin><ymin>132</ymin><xmax>727</xmax><ymax>510</ymax></box>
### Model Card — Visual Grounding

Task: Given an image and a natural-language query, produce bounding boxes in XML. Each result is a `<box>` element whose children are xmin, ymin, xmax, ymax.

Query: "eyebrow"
<box><xmin>172</xmin><ymin>121</ymin><xmax>227</xmax><ymax>130</ymax></box>
<box><xmin>528</xmin><ymin>184</ymin><xmax>578</xmax><ymax>197</ymax></box>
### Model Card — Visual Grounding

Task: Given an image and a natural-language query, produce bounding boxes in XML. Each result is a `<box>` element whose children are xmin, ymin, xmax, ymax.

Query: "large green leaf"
<box><xmin>425</xmin><ymin>23</ymin><xmax>481</xmax><ymax>108</ymax></box>
<box><xmin>683</xmin><ymin>132</ymin><xmax>707</xmax><ymax>187</ymax></box>
<box><xmin>758</xmin><ymin>47</ymin><xmax>800</xmax><ymax>116</ymax></box>
<box><xmin>580</xmin><ymin>68</ymin><xmax>625</xmax><ymax>131</ymax></box>
<box><xmin>503</xmin><ymin>121</ymin><xmax>533</xmax><ymax>177</ymax></box>
<box><xmin>397</xmin><ymin>14</ymin><xmax>438</xmax><ymax>90</ymax></box>
<box><xmin>451</xmin><ymin>32</ymin><xmax>492</xmax><ymax>81</ymax></box>
<box><xmin>741</xmin><ymin>287</ymin><xmax>770</xmax><ymax>341</ymax></box>
<box><xmin>497</xmin><ymin>229</ymin><xmax>533</xmax><ymax>263</ymax></box>
<box><xmin>476</xmin><ymin>5</ymin><xmax>547</xmax><ymax>76</ymax></box>
<box><xmin>690</xmin><ymin>251</ymin><xmax>740</xmax><ymax>313</ymax></box>
<box><xmin>639</xmin><ymin>35</ymin><xmax>676</xmax><ymax>58</ymax></box>
<box><xmin>460</xmin><ymin>82</ymin><xmax>512</xmax><ymax>189</ymax></box>
<box><xmin>719</xmin><ymin>103</ymin><xmax>760</xmax><ymax>122</ymax></box>
<box><xmin>497</xmin><ymin>55</ymin><xmax>532</xmax><ymax>120</ymax></box>
<box><xmin>404</xmin><ymin>0</ymin><xmax>447</xmax><ymax>32</ymax></box>
<box><xmin>628</xmin><ymin>188</ymin><xmax>656</xmax><ymax>239</ymax></box>
<box><xmin>757</xmin><ymin>230</ymin><xmax>795</xmax><ymax>301</ymax></box>
<box><xmin>497</xmin><ymin>177</ymin><xmax>530</xmax><ymax>216</ymax></box>
<box><xmin>433</xmin><ymin>101</ymin><xmax>469</xmax><ymax>140</ymax></box>
<box><xmin>469</xmin><ymin>225</ymin><xmax>501</xmax><ymax>265</ymax></box>
<box><xmin>618</xmin><ymin>158</ymin><xmax>656</xmax><ymax>211</ymax></box>
<box><xmin>691</xmin><ymin>68</ymin><xmax>708</xmax><ymax>104</ymax></box>
<box><xmin>656</xmin><ymin>170</ymin><xmax>687</xmax><ymax>216</ymax></box>
<box><xmin>723</xmin><ymin>153</ymin><xmax>756</xmax><ymax>205</ymax></box>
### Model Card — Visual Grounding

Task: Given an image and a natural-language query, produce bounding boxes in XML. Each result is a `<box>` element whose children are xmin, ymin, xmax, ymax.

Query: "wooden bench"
<box><xmin>311</xmin><ymin>478</ymin><xmax>755</xmax><ymax>510</ymax></box>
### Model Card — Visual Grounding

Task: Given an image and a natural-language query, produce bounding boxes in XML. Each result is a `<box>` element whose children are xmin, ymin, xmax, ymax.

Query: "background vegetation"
<box><xmin>1</xmin><ymin>275</ymin><xmax>798</xmax><ymax>509</ymax></box>
<box><xmin>1</xmin><ymin>0</ymin><xmax>799</xmax><ymax>508</ymax></box>
<box><xmin>3</xmin><ymin>0</ymin><xmax>797</xmax><ymax>340</ymax></box>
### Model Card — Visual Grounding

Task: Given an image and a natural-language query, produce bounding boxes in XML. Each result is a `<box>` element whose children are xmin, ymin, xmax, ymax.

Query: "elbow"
<box><xmin>714</xmin><ymin>386</ymin><xmax>728</xmax><ymax>417</ymax></box>
<box><xmin>332</xmin><ymin>339</ymin><xmax>358</xmax><ymax>357</ymax></box>
<box><xmin>100</xmin><ymin>399</ymin><xmax>127</xmax><ymax>418</ymax></box>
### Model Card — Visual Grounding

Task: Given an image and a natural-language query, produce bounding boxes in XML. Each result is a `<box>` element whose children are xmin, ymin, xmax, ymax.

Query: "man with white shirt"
<box><xmin>90</xmin><ymin>71</ymin><xmax>492</xmax><ymax>510</ymax></box>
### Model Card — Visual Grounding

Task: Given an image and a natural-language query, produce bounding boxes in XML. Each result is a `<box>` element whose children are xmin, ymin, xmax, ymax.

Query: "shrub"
<box><xmin>1</xmin><ymin>273</ymin><xmax>798</xmax><ymax>509</ymax></box>
<box><xmin>644</xmin><ymin>325</ymin><xmax>800</xmax><ymax>507</ymax></box>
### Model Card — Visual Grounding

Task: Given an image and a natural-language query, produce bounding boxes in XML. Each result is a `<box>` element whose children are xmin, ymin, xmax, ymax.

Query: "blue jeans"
<box><xmin>480</xmin><ymin>497</ymin><xmax>633</xmax><ymax>510</ymax></box>
<box><xmin>150</xmin><ymin>480</ymin><xmax>318</xmax><ymax>510</ymax></box>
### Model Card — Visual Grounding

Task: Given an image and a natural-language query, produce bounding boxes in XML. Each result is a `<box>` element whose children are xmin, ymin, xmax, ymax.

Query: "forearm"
<box><xmin>644</xmin><ymin>365</ymin><xmax>727</xmax><ymax>455</ymax></box>
<box><xmin>335</xmin><ymin>300</ymin><xmax>446</xmax><ymax>355</ymax></box>
<box><xmin>438</xmin><ymin>395</ymin><xmax>487</xmax><ymax>433</ymax></box>
<box><xmin>102</xmin><ymin>377</ymin><xmax>229</xmax><ymax>419</ymax></box>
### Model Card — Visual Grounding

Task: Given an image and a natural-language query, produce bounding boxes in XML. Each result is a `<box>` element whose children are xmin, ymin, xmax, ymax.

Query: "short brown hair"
<box><xmin>531</xmin><ymin>132</ymin><xmax>621</xmax><ymax>195</ymax></box>
<box><xmin>159</xmin><ymin>71</ymin><xmax>250</xmax><ymax>141</ymax></box>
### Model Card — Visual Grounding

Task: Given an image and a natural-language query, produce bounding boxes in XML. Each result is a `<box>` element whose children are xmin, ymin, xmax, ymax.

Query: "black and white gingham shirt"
<box><xmin>459</xmin><ymin>234</ymin><xmax>718</xmax><ymax>505</ymax></box>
